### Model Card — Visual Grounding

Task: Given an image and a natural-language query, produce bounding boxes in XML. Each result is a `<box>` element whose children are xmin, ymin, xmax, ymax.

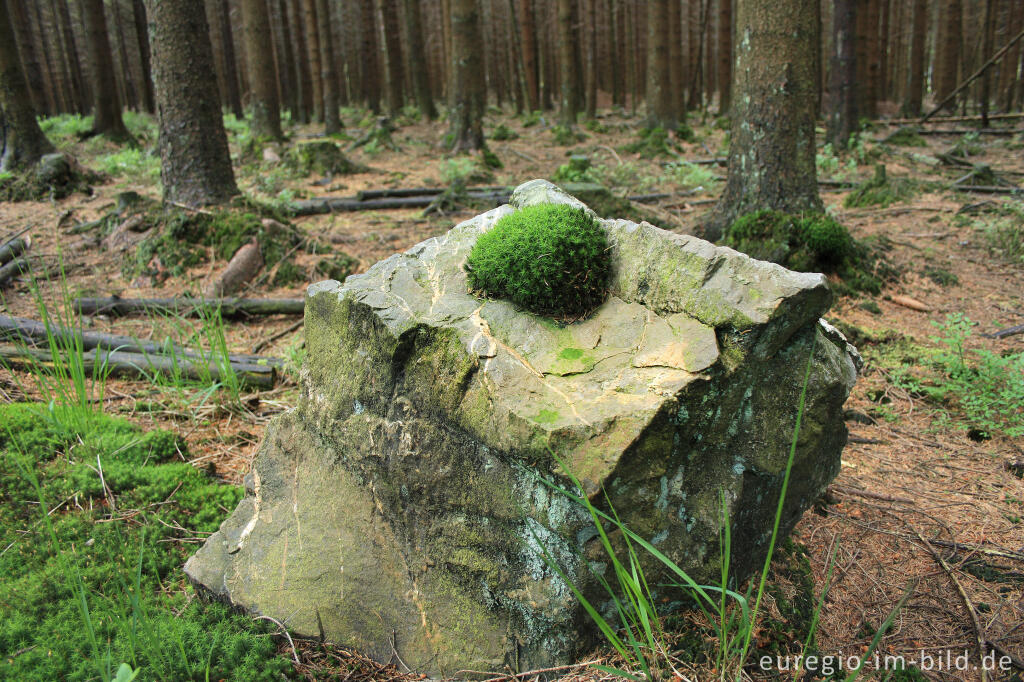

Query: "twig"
<box><xmin>982</xmin><ymin>323</ymin><xmax>1024</xmax><ymax>339</ymax></box>
<box><xmin>254</xmin><ymin>615</ymin><xmax>301</xmax><ymax>666</ymax></box>
<box><xmin>251</xmin><ymin>319</ymin><xmax>303</xmax><ymax>354</ymax></box>
<box><xmin>908</xmin><ymin>523</ymin><xmax>988</xmax><ymax>681</ymax></box>
<box><xmin>507</xmin><ymin>148</ymin><xmax>537</xmax><ymax>163</ymax></box>
<box><xmin>595</xmin><ymin>145</ymin><xmax>623</xmax><ymax>165</ymax></box>
<box><xmin>828</xmin><ymin>485</ymin><xmax>914</xmax><ymax>505</ymax></box>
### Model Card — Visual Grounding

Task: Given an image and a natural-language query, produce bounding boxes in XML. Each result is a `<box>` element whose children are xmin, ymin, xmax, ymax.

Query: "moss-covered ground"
<box><xmin>0</xmin><ymin>404</ymin><xmax>290</xmax><ymax>681</ymax></box>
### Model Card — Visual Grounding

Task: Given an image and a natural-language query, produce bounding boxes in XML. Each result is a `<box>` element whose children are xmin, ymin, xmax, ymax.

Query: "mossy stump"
<box><xmin>186</xmin><ymin>180</ymin><xmax>860</xmax><ymax>675</ymax></box>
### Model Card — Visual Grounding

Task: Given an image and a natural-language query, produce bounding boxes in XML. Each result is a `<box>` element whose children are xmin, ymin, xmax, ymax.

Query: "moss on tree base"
<box><xmin>0</xmin><ymin>153</ymin><xmax>99</xmax><ymax>202</ymax></box>
<box><xmin>721</xmin><ymin>209</ymin><xmax>899</xmax><ymax>295</ymax></box>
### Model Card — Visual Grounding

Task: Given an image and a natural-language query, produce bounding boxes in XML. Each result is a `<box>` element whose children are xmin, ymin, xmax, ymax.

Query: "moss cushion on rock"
<box><xmin>186</xmin><ymin>180</ymin><xmax>860</xmax><ymax>676</ymax></box>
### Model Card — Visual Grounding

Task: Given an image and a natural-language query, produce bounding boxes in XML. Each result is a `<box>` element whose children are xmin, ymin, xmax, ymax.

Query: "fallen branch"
<box><xmin>0</xmin><ymin>236</ymin><xmax>30</xmax><ymax>266</ymax></box>
<box><xmin>890</xmin><ymin>295</ymin><xmax>931</xmax><ymax>312</ymax></box>
<box><xmin>982</xmin><ymin>323</ymin><xmax>1024</xmax><ymax>339</ymax></box>
<box><xmin>0</xmin><ymin>314</ymin><xmax>282</xmax><ymax>368</ymax></box>
<box><xmin>251</xmin><ymin>319</ymin><xmax>303</xmax><ymax>354</ymax></box>
<box><xmin>0</xmin><ymin>258</ymin><xmax>29</xmax><ymax>288</ymax></box>
<box><xmin>909</xmin><ymin>523</ymin><xmax>989</xmax><ymax>681</ymax></box>
<box><xmin>75</xmin><ymin>296</ymin><xmax>304</xmax><ymax>318</ymax></box>
<box><xmin>355</xmin><ymin>186</ymin><xmax>507</xmax><ymax>200</ymax></box>
<box><xmin>951</xmin><ymin>185</ymin><xmax>1022</xmax><ymax>195</ymax></box>
<box><xmin>0</xmin><ymin>344</ymin><xmax>275</xmax><ymax>389</ymax></box>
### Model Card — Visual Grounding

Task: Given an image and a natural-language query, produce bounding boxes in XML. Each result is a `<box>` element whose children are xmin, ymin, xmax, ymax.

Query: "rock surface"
<box><xmin>185</xmin><ymin>180</ymin><xmax>859</xmax><ymax>675</ymax></box>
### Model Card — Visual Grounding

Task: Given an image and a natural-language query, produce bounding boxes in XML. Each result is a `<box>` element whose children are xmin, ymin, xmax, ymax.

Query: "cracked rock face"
<box><xmin>185</xmin><ymin>180</ymin><xmax>860</xmax><ymax>675</ymax></box>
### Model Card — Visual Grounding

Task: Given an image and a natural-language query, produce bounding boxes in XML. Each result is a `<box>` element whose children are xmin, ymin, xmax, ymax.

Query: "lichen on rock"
<box><xmin>185</xmin><ymin>180</ymin><xmax>859</xmax><ymax>675</ymax></box>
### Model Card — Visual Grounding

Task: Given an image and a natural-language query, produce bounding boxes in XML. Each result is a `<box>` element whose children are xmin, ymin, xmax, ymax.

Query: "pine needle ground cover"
<box><xmin>465</xmin><ymin>203</ymin><xmax>611</xmax><ymax>317</ymax></box>
<box><xmin>0</xmin><ymin>404</ymin><xmax>291</xmax><ymax>681</ymax></box>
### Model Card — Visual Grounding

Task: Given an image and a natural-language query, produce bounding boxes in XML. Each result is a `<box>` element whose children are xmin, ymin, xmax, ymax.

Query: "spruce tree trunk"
<box><xmin>556</xmin><ymin>0</ymin><xmax>578</xmax><ymax>124</ymax></box>
<box><xmin>83</xmin><ymin>0</ymin><xmax>129</xmax><ymax>138</ymax></box>
<box><xmin>646</xmin><ymin>0</ymin><xmax>675</xmax><ymax>128</ymax></box>
<box><xmin>360</xmin><ymin>0</ymin><xmax>382</xmax><ymax>113</ymax></box>
<box><xmin>380</xmin><ymin>0</ymin><xmax>405</xmax><ymax>115</ymax></box>
<box><xmin>314</xmin><ymin>0</ymin><xmax>340</xmax><ymax>133</ymax></box>
<box><xmin>242</xmin><ymin>0</ymin><xmax>283</xmax><ymax>139</ymax></box>
<box><xmin>54</xmin><ymin>0</ymin><xmax>87</xmax><ymax>113</ymax></box>
<box><xmin>404</xmin><ymin>0</ymin><xmax>437</xmax><ymax>119</ymax></box>
<box><xmin>902</xmin><ymin>0</ymin><xmax>927</xmax><ymax>117</ymax></box>
<box><xmin>131</xmin><ymin>0</ymin><xmax>154</xmax><ymax>113</ymax></box>
<box><xmin>288</xmin><ymin>0</ymin><xmax>311</xmax><ymax>122</ymax></box>
<box><xmin>668</xmin><ymin>0</ymin><xmax>684</xmax><ymax>116</ymax></box>
<box><xmin>828</xmin><ymin>0</ymin><xmax>857</xmax><ymax>148</ymax></box>
<box><xmin>300</xmin><ymin>0</ymin><xmax>323</xmax><ymax>122</ymax></box>
<box><xmin>718</xmin><ymin>0</ymin><xmax>732</xmax><ymax>114</ymax></box>
<box><xmin>705</xmin><ymin>0</ymin><xmax>822</xmax><ymax>239</ymax></box>
<box><xmin>146</xmin><ymin>0</ymin><xmax>239</xmax><ymax>207</ymax></box>
<box><xmin>7</xmin><ymin>0</ymin><xmax>48</xmax><ymax>115</ymax></box>
<box><xmin>0</xmin><ymin>0</ymin><xmax>56</xmax><ymax>171</ymax></box>
<box><xmin>217</xmin><ymin>0</ymin><xmax>244</xmax><ymax>119</ymax></box>
<box><xmin>936</xmin><ymin>0</ymin><xmax>963</xmax><ymax>107</ymax></box>
<box><xmin>520</xmin><ymin>0</ymin><xmax>539</xmax><ymax>110</ymax></box>
<box><xmin>447</xmin><ymin>0</ymin><xmax>485</xmax><ymax>151</ymax></box>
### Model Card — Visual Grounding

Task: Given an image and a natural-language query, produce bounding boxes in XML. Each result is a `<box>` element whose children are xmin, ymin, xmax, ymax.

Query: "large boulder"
<box><xmin>185</xmin><ymin>180</ymin><xmax>859</xmax><ymax>675</ymax></box>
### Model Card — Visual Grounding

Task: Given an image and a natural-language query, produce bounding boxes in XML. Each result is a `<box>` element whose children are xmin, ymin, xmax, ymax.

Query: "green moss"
<box><xmin>272</xmin><ymin>260</ymin><xmax>306</xmax><ymax>287</ymax></box>
<box><xmin>844</xmin><ymin>164</ymin><xmax>917</xmax><ymax>208</ymax></box>
<box><xmin>0</xmin><ymin>154</ymin><xmax>99</xmax><ymax>202</ymax></box>
<box><xmin>622</xmin><ymin>127</ymin><xmax>678</xmax><ymax>158</ymax></box>
<box><xmin>558</xmin><ymin>348</ymin><xmax>585</xmax><ymax>360</ymax></box>
<box><xmin>675</xmin><ymin>121</ymin><xmax>696</xmax><ymax>142</ymax></box>
<box><xmin>552</xmin><ymin>156</ymin><xmax>597</xmax><ymax>184</ymax></box>
<box><xmin>489</xmin><ymin>124</ymin><xmax>519</xmax><ymax>141</ymax></box>
<box><xmin>465</xmin><ymin>203</ymin><xmax>611</xmax><ymax>317</ymax></box>
<box><xmin>315</xmin><ymin>253</ymin><xmax>359</xmax><ymax>282</ymax></box>
<box><xmin>125</xmin><ymin>205</ymin><xmax>305</xmax><ymax>280</ymax></box>
<box><xmin>884</xmin><ymin>126</ymin><xmax>928</xmax><ymax>147</ymax></box>
<box><xmin>922</xmin><ymin>267</ymin><xmax>959</xmax><ymax>287</ymax></box>
<box><xmin>551</xmin><ymin>125</ymin><xmax>584</xmax><ymax>146</ymax></box>
<box><xmin>481</xmin><ymin>147</ymin><xmax>503</xmax><ymax>169</ymax></box>
<box><xmin>0</xmin><ymin>404</ymin><xmax>291</xmax><ymax>681</ymax></box>
<box><xmin>285</xmin><ymin>140</ymin><xmax>366</xmax><ymax>176</ymax></box>
<box><xmin>721</xmin><ymin>209</ymin><xmax>897</xmax><ymax>295</ymax></box>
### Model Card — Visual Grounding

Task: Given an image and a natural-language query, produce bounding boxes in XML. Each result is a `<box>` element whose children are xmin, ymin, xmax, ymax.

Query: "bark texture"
<box><xmin>380</xmin><ymin>0</ymin><xmax>405</xmax><ymax>115</ymax></box>
<box><xmin>646</xmin><ymin>0</ymin><xmax>675</xmax><ymax>128</ymax></box>
<box><xmin>902</xmin><ymin>0</ymin><xmax>927</xmax><ymax>117</ymax></box>
<box><xmin>83</xmin><ymin>0</ymin><xmax>129</xmax><ymax>138</ymax></box>
<box><xmin>828</xmin><ymin>0</ymin><xmax>857</xmax><ymax>147</ymax></box>
<box><xmin>403</xmin><ymin>0</ymin><xmax>437</xmax><ymax>119</ymax></box>
<box><xmin>447</xmin><ymin>0</ymin><xmax>485</xmax><ymax>151</ymax></box>
<box><xmin>0</xmin><ymin>0</ymin><xmax>55</xmax><ymax>171</ymax></box>
<box><xmin>706</xmin><ymin>0</ymin><xmax>822</xmax><ymax>239</ymax></box>
<box><xmin>315</xmin><ymin>0</ymin><xmax>340</xmax><ymax>133</ymax></box>
<box><xmin>147</xmin><ymin>0</ymin><xmax>239</xmax><ymax>206</ymax></box>
<box><xmin>242</xmin><ymin>0</ymin><xmax>283</xmax><ymax>139</ymax></box>
<box><xmin>556</xmin><ymin>0</ymin><xmax>578</xmax><ymax>124</ymax></box>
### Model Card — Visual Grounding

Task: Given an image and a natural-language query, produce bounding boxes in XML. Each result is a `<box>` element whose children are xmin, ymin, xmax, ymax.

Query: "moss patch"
<box><xmin>0</xmin><ymin>404</ymin><xmax>291</xmax><ymax>680</ymax></box>
<box><xmin>465</xmin><ymin>203</ymin><xmax>611</xmax><ymax>317</ymax></box>
<box><xmin>622</xmin><ymin>127</ymin><xmax>679</xmax><ymax>158</ymax></box>
<box><xmin>721</xmin><ymin>209</ymin><xmax>897</xmax><ymax>295</ymax></box>
<box><xmin>285</xmin><ymin>141</ymin><xmax>367</xmax><ymax>176</ymax></box>
<box><xmin>845</xmin><ymin>164</ymin><xmax>917</xmax><ymax>208</ymax></box>
<box><xmin>0</xmin><ymin>153</ymin><xmax>100</xmax><ymax>202</ymax></box>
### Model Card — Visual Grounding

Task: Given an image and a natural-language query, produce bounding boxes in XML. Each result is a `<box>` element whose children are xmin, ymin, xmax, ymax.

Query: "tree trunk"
<box><xmin>557</xmin><ymin>0</ymin><xmax>578</xmax><ymax>124</ymax></box>
<box><xmin>520</xmin><ymin>0</ymin><xmax>539</xmax><ymax>110</ymax></box>
<box><xmin>646</xmin><ymin>0</ymin><xmax>675</xmax><ymax>128</ymax></box>
<box><xmin>828</xmin><ymin>0</ymin><xmax>857</xmax><ymax>148</ymax></box>
<box><xmin>936</xmin><ymin>0</ymin><xmax>962</xmax><ymax>107</ymax></box>
<box><xmin>242</xmin><ymin>0</ymin><xmax>283</xmax><ymax>139</ymax></box>
<box><xmin>54</xmin><ymin>0</ymin><xmax>87</xmax><ymax>112</ymax></box>
<box><xmin>979</xmin><ymin>0</ymin><xmax>996</xmax><ymax>124</ymax></box>
<box><xmin>360</xmin><ymin>0</ymin><xmax>382</xmax><ymax>113</ymax></box>
<box><xmin>300</xmin><ymin>0</ymin><xmax>323</xmax><ymax>122</ymax></box>
<box><xmin>718</xmin><ymin>0</ymin><xmax>732</xmax><ymax>114</ymax></box>
<box><xmin>7</xmin><ymin>0</ymin><xmax>48</xmax><ymax>115</ymax></box>
<box><xmin>131</xmin><ymin>0</ymin><xmax>155</xmax><ymax>112</ymax></box>
<box><xmin>380</xmin><ymin>0</ymin><xmax>405</xmax><ymax>115</ymax></box>
<box><xmin>314</xmin><ymin>0</ymin><xmax>340</xmax><ymax>132</ymax></box>
<box><xmin>404</xmin><ymin>0</ymin><xmax>437</xmax><ymax>119</ymax></box>
<box><xmin>217</xmin><ymin>0</ymin><xmax>244</xmax><ymax>118</ymax></box>
<box><xmin>584</xmin><ymin>0</ymin><xmax>597</xmax><ymax>117</ymax></box>
<box><xmin>447</xmin><ymin>0</ymin><xmax>485</xmax><ymax>151</ymax></box>
<box><xmin>669</xmin><ymin>0</ymin><xmax>685</xmax><ymax>116</ymax></box>
<box><xmin>0</xmin><ymin>0</ymin><xmax>56</xmax><ymax>171</ymax></box>
<box><xmin>82</xmin><ymin>0</ymin><xmax>129</xmax><ymax>137</ymax></box>
<box><xmin>288</xmin><ymin>0</ymin><xmax>311</xmax><ymax>122</ymax></box>
<box><xmin>902</xmin><ymin>0</ymin><xmax>927</xmax><ymax>117</ymax></box>
<box><xmin>706</xmin><ymin>0</ymin><xmax>822</xmax><ymax>239</ymax></box>
<box><xmin>147</xmin><ymin>0</ymin><xmax>239</xmax><ymax>207</ymax></box>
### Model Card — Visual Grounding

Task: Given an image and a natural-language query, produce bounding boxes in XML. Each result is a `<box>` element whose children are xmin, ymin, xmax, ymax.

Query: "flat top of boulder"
<box><xmin>306</xmin><ymin>180</ymin><xmax>834</xmax><ymax>482</ymax></box>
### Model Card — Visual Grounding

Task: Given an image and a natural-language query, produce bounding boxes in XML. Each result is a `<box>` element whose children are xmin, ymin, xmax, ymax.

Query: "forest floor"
<box><xmin>1</xmin><ymin>106</ymin><xmax>1022</xmax><ymax>681</ymax></box>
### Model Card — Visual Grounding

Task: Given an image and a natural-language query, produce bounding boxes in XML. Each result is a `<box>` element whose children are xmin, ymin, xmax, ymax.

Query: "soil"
<box><xmin>1</xmin><ymin>109</ymin><xmax>1022</xmax><ymax>681</ymax></box>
